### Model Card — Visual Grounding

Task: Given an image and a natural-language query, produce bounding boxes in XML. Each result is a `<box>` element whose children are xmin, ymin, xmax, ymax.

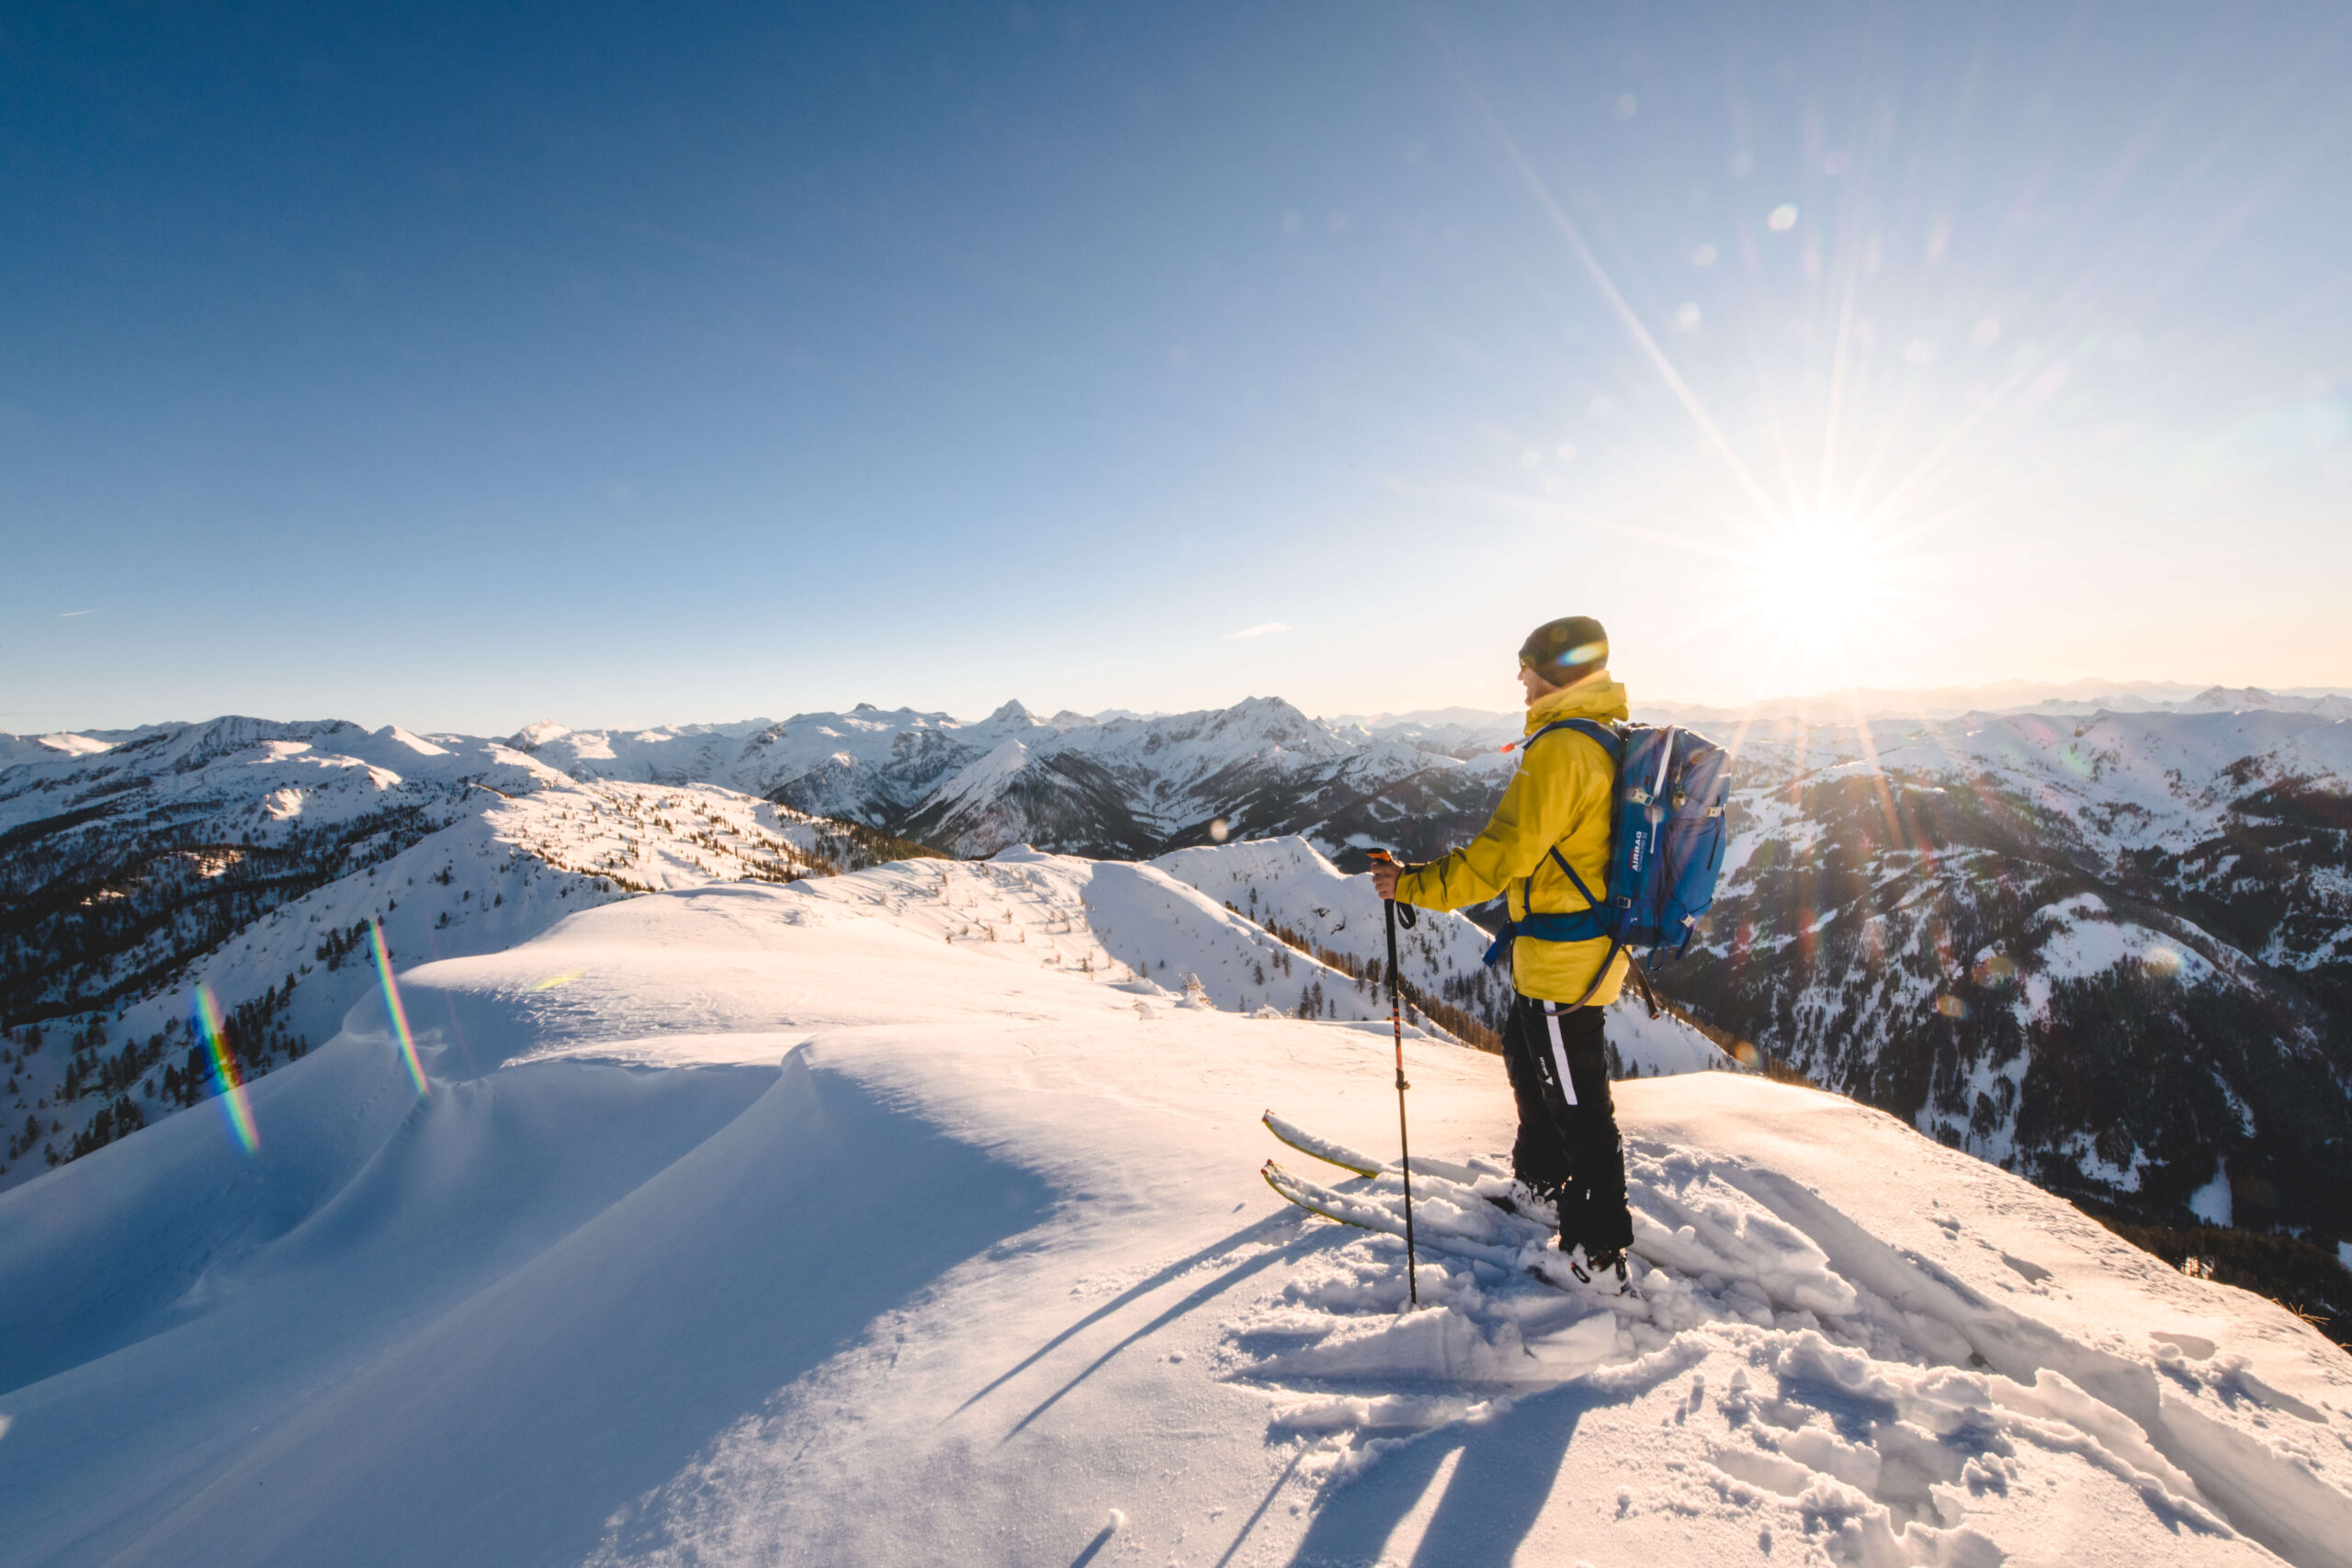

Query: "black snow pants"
<box><xmin>1499</xmin><ymin>996</ymin><xmax>1634</xmax><ymax>1254</ymax></box>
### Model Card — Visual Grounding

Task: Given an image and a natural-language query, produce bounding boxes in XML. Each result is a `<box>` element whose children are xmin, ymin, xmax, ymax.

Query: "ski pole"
<box><xmin>1367</xmin><ymin>850</ymin><xmax>1419</xmax><ymax>1307</ymax></box>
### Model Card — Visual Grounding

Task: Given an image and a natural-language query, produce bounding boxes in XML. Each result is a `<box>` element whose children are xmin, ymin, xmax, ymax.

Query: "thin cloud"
<box><xmin>59</xmin><ymin>608</ymin><xmax>101</xmax><ymax>617</ymax></box>
<box><xmin>1226</xmin><ymin>622</ymin><xmax>1292</xmax><ymax>639</ymax></box>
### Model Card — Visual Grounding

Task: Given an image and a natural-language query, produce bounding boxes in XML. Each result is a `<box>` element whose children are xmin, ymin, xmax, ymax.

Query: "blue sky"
<box><xmin>6</xmin><ymin>2</ymin><xmax>2348</xmax><ymax>732</ymax></box>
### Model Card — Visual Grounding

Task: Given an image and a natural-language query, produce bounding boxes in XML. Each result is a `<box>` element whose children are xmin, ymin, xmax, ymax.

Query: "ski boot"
<box><xmin>1484</xmin><ymin>1178</ymin><xmax>1560</xmax><ymax>1224</ymax></box>
<box><xmin>1567</xmin><ymin>1246</ymin><xmax>1633</xmax><ymax>1295</ymax></box>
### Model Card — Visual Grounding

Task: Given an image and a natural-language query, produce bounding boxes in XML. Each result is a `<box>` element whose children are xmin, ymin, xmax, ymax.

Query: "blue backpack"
<box><xmin>1479</xmin><ymin>719</ymin><xmax>1732</xmax><ymax>1012</ymax></box>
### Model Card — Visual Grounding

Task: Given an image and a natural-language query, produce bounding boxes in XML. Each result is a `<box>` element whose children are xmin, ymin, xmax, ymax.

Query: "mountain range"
<box><xmin>5</xmin><ymin>687</ymin><xmax>2348</xmax><ymax>1284</ymax></box>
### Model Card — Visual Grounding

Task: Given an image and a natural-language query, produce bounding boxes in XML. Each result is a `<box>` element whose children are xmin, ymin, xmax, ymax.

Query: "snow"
<box><xmin>492</xmin><ymin>697</ymin><xmax>1394</xmax><ymax>856</ymax></box>
<box><xmin>1149</xmin><ymin>836</ymin><xmax>1733</xmax><ymax>1073</ymax></box>
<box><xmin>1</xmin><ymin>731</ymin><xmax>115</xmax><ymax>761</ymax></box>
<box><xmin>5</xmin><ymin>851</ymin><xmax>2348</xmax><ymax>1568</ymax></box>
<box><xmin>1601</xmin><ymin>998</ymin><xmax>1741</xmax><ymax>1077</ymax></box>
<box><xmin>2015</xmin><ymin>894</ymin><xmax>2222</xmax><ymax>1021</ymax></box>
<box><xmin>2191</xmin><ymin>1165</ymin><xmax>2235</xmax><ymax>1228</ymax></box>
<box><xmin>1152</xmin><ymin>834</ymin><xmax>1493</xmax><ymax>986</ymax></box>
<box><xmin>929</xmin><ymin>738</ymin><xmax>1035</xmax><ymax>810</ymax></box>
<box><xmin>1726</xmin><ymin>706</ymin><xmax>2351</xmax><ymax>872</ymax></box>
<box><xmin>0</xmin><ymin>719</ymin><xmax>964</xmax><ymax>1190</ymax></box>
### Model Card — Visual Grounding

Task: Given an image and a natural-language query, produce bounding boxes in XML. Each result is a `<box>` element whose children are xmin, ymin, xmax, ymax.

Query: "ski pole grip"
<box><xmin>1365</xmin><ymin>849</ymin><xmax>1414</xmax><ymax>924</ymax></box>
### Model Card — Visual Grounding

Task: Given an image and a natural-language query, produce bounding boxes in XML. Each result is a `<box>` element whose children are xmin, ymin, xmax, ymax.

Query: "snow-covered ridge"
<box><xmin>391</xmin><ymin>694</ymin><xmax>1464</xmax><ymax>861</ymax></box>
<box><xmin>473</xmin><ymin>694</ymin><xmax>2352</xmax><ymax>875</ymax></box>
<box><xmin>0</xmin><ymin>706</ymin><xmax>1702</xmax><ymax>1193</ymax></box>
<box><xmin>0</xmin><ymin>721</ymin><xmax>933</xmax><ymax>1191</ymax></box>
<box><xmin>9</xmin><ymin>695</ymin><xmax>2349</xmax><ymax>1246</ymax></box>
<box><xmin>1149</xmin><ymin>835</ymin><xmax>1734</xmax><ymax>1077</ymax></box>
<box><xmin>1638</xmin><ymin>680</ymin><xmax>2352</xmax><ymax>725</ymax></box>
<box><xmin>22</xmin><ymin>691</ymin><xmax>2338</xmax><ymax>867</ymax></box>
<box><xmin>1</xmin><ymin>856</ymin><xmax>2344</xmax><ymax>1566</ymax></box>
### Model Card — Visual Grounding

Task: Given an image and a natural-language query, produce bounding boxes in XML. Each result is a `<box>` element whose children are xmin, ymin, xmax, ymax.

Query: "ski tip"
<box><xmin>1261</xmin><ymin>1159</ymin><xmax>1301</xmax><ymax>1202</ymax></box>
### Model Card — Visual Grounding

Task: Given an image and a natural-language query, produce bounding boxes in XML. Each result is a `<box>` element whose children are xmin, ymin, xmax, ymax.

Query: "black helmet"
<box><xmin>1519</xmin><ymin>616</ymin><xmax>1609</xmax><ymax>683</ymax></box>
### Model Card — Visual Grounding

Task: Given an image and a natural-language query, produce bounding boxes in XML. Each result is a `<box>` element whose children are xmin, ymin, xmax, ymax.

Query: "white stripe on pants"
<box><xmin>1542</xmin><ymin>1000</ymin><xmax>1578</xmax><ymax>1107</ymax></box>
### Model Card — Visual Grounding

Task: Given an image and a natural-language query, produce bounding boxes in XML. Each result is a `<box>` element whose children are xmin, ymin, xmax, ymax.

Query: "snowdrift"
<box><xmin>2</xmin><ymin>851</ymin><xmax>2346</xmax><ymax>1567</ymax></box>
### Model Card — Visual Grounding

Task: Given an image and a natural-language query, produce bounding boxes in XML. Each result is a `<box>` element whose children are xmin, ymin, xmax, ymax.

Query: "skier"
<box><xmin>1368</xmin><ymin>615</ymin><xmax>1636</xmax><ymax>1286</ymax></box>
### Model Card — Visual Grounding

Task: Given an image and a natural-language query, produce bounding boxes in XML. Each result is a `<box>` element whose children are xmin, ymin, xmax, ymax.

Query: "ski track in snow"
<box><xmin>1</xmin><ymin>845</ymin><xmax>2346</xmax><ymax>1568</ymax></box>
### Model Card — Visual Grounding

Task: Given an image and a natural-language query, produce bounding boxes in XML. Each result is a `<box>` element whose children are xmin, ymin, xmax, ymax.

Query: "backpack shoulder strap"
<box><xmin>1547</xmin><ymin>843</ymin><xmax>1602</xmax><ymax>911</ymax></box>
<box><xmin>1521</xmin><ymin>716</ymin><xmax>1624</xmax><ymax>760</ymax></box>
<box><xmin>1513</xmin><ymin>717</ymin><xmax>1620</xmax><ymax>925</ymax></box>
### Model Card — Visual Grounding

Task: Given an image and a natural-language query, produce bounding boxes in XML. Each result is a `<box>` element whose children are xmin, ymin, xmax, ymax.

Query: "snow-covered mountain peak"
<box><xmin>933</xmin><ymin>738</ymin><xmax>1033</xmax><ymax>807</ymax></box>
<box><xmin>2189</xmin><ymin>683</ymin><xmax>2283</xmax><ymax>711</ymax></box>
<box><xmin>1324</xmin><ymin>706</ymin><xmax>1523</xmax><ymax>760</ymax></box>
<box><xmin>1211</xmin><ymin>693</ymin><xmax>1322</xmax><ymax>738</ymax></box>
<box><xmin>32</xmin><ymin>732</ymin><xmax>114</xmax><ymax>758</ymax></box>
<box><xmin>376</xmin><ymin>725</ymin><xmax>452</xmax><ymax>757</ymax></box>
<box><xmin>2186</xmin><ymin>683</ymin><xmax>2352</xmax><ymax>719</ymax></box>
<box><xmin>505</xmin><ymin>719</ymin><xmax>572</xmax><ymax>750</ymax></box>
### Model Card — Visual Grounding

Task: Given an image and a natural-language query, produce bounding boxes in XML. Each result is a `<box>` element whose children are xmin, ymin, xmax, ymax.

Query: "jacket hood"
<box><xmin>1523</xmin><ymin>676</ymin><xmax>1630</xmax><ymax>734</ymax></box>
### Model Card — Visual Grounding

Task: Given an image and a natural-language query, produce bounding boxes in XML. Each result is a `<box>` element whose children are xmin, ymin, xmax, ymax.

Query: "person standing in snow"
<box><xmin>1368</xmin><ymin>615</ymin><xmax>1635</xmax><ymax>1286</ymax></box>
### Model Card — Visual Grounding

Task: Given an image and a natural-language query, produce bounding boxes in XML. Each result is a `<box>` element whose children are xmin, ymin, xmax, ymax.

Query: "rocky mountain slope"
<box><xmin>1666</xmin><ymin>707</ymin><xmax>2352</xmax><ymax>1245</ymax></box>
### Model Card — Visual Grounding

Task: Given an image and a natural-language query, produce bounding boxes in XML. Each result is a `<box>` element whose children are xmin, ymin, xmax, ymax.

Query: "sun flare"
<box><xmin>1736</xmin><ymin>525</ymin><xmax>1896</xmax><ymax>659</ymax></box>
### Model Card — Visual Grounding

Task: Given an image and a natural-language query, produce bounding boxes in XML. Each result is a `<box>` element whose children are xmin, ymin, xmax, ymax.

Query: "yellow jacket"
<box><xmin>1394</xmin><ymin>676</ymin><xmax>1631</xmax><ymax>1006</ymax></box>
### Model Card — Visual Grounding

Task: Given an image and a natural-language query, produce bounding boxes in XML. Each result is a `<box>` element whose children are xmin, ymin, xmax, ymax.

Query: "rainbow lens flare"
<box><xmin>369</xmin><ymin>919</ymin><xmax>429</xmax><ymax>1096</ymax></box>
<box><xmin>193</xmin><ymin>984</ymin><xmax>260</xmax><ymax>1154</ymax></box>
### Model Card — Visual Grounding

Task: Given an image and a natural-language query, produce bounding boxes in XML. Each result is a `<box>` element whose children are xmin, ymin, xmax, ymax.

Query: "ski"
<box><xmin>1259</xmin><ymin>1117</ymin><xmax>1645</xmax><ymax>1298</ymax></box>
<box><xmin>1261</xmin><ymin>1110</ymin><xmax>1500</xmax><ymax>1190</ymax></box>
<box><xmin>1261</xmin><ymin>1155</ymin><xmax>1549</xmax><ymax>1253</ymax></box>
<box><xmin>1262</xmin><ymin>1109</ymin><xmax>1552</xmax><ymax>1230</ymax></box>
<box><xmin>1262</xmin><ymin>1159</ymin><xmax>1585</xmax><ymax>1292</ymax></box>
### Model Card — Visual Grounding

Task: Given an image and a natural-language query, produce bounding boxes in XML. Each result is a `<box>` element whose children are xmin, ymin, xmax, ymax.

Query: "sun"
<box><xmin>1735</xmin><ymin>523</ymin><xmax>1897</xmax><ymax>659</ymax></box>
